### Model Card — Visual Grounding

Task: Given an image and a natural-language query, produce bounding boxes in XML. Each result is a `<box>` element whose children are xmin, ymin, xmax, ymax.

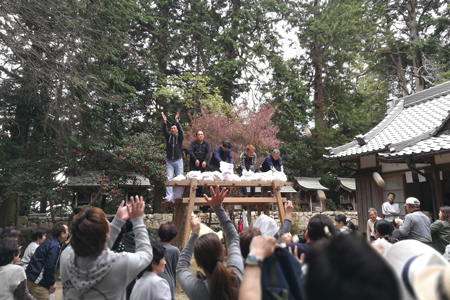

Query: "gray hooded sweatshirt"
<box><xmin>60</xmin><ymin>216</ymin><xmax>152</xmax><ymax>300</ymax></box>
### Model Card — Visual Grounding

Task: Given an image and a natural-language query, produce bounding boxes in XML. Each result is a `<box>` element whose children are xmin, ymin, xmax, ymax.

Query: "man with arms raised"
<box><xmin>162</xmin><ymin>112</ymin><xmax>184</xmax><ymax>200</ymax></box>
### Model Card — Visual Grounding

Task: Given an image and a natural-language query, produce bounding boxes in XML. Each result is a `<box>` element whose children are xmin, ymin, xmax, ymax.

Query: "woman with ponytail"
<box><xmin>374</xmin><ymin>219</ymin><xmax>398</xmax><ymax>244</ymax></box>
<box><xmin>177</xmin><ymin>186</ymin><xmax>243</xmax><ymax>300</ymax></box>
<box><xmin>335</xmin><ymin>214</ymin><xmax>356</xmax><ymax>233</ymax></box>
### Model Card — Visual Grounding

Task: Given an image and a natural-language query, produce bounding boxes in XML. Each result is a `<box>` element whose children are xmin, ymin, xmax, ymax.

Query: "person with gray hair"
<box><xmin>393</xmin><ymin>197</ymin><xmax>432</xmax><ymax>245</ymax></box>
<box><xmin>260</xmin><ymin>149</ymin><xmax>283</xmax><ymax>172</ymax></box>
<box><xmin>367</xmin><ymin>208</ymin><xmax>381</xmax><ymax>242</ymax></box>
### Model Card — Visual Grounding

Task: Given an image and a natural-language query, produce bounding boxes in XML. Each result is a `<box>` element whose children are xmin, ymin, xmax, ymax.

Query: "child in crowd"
<box><xmin>130</xmin><ymin>240</ymin><xmax>170</xmax><ymax>300</ymax></box>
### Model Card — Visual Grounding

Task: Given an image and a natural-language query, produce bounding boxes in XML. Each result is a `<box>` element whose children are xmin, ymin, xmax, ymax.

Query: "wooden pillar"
<box><xmin>171</xmin><ymin>202</ymin><xmax>184</xmax><ymax>247</ymax></box>
<box><xmin>261</xmin><ymin>187</ymin><xmax>270</xmax><ymax>215</ymax></box>
<box><xmin>183</xmin><ymin>179</ymin><xmax>198</xmax><ymax>246</ymax></box>
<box><xmin>246</xmin><ymin>205</ymin><xmax>252</xmax><ymax>227</ymax></box>
<box><xmin>431</xmin><ymin>157</ymin><xmax>443</xmax><ymax>218</ymax></box>
<box><xmin>273</xmin><ymin>180</ymin><xmax>285</xmax><ymax>225</ymax></box>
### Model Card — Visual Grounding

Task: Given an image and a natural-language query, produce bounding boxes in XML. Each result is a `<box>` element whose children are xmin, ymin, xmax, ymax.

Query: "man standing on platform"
<box><xmin>382</xmin><ymin>193</ymin><xmax>400</xmax><ymax>222</ymax></box>
<box><xmin>162</xmin><ymin>112</ymin><xmax>184</xmax><ymax>200</ymax></box>
<box><xmin>210</xmin><ymin>140</ymin><xmax>233</xmax><ymax>172</ymax></box>
<box><xmin>260</xmin><ymin>149</ymin><xmax>283</xmax><ymax>173</ymax></box>
<box><xmin>237</xmin><ymin>145</ymin><xmax>257</xmax><ymax>197</ymax></box>
<box><xmin>189</xmin><ymin>130</ymin><xmax>211</xmax><ymax>196</ymax></box>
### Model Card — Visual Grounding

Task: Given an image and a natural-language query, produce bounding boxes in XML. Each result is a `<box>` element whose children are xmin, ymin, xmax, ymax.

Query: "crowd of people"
<box><xmin>1</xmin><ymin>187</ymin><xmax>450</xmax><ymax>300</ymax></box>
<box><xmin>1</xmin><ymin>112</ymin><xmax>450</xmax><ymax>300</ymax></box>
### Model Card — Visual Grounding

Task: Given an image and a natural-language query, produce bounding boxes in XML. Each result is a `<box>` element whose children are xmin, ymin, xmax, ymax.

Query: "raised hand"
<box><xmin>175</xmin><ymin>112</ymin><xmax>179</xmax><ymax>122</ymax></box>
<box><xmin>249</xmin><ymin>235</ymin><xmax>277</xmax><ymax>260</ymax></box>
<box><xmin>161</xmin><ymin>112</ymin><xmax>167</xmax><ymax>123</ymax></box>
<box><xmin>127</xmin><ymin>195</ymin><xmax>145</xmax><ymax>219</ymax></box>
<box><xmin>204</xmin><ymin>185</ymin><xmax>228</xmax><ymax>207</ymax></box>
<box><xmin>285</xmin><ymin>201</ymin><xmax>294</xmax><ymax>219</ymax></box>
<box><xmin>190</xmin><ymin>215</ymin><xmax>201</xmax><ymax>235</ymax></box>
<box><xmin>281</xmin><ymin>232</ymin><xmax>292</xmax><ymax>244</ymax></box>
<box><xmin>288</xmin><ymin>245</ymin><xmax>302</xmax><ymax>265</ymax></box>
<box><xmin>116</xmin><ymin>200</ymin><xmax>129</xmax><ymax>221</ymax></box>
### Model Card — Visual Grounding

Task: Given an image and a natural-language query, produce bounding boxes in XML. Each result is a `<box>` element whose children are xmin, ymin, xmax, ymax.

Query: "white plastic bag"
<box><xmin>272</xmin><ymin>171</ymin><xmax>287</xmax><ymax>182</ymax></box>
<box><xmin>242</xmin><ymin>212</ymin><xmax>249</xmax><ymax>229</ymax></box>
<box><xmin>173</xmin><ymin>174</ymin><xmax>187</xmax><ymax>181</ymax></box>
<box><xmin>165</xmin><ymin>195</ymin><xmax>175</xmax><ymax>203</ymax></box>
<box><xmin>223</xmin><ymin>173</ymin><xmax>234</xmax><ymax>181</ymax></box>
<box><xmin>201</xmin><ymin>172</ymin><xmax>214</xmax><ymax>181</ymax></box>
<box><xmin>213</xmin><ymin>171</ymin><xmax>224</xmax><ymax>181</ymax></box>
<box><xmin>173</xmin><ymin>186</ymin><xmax>184</xmax><ymax>200</ymax></box>
<box><xmin>241</xmin><ymin>169</ymin><xmax>254</xmax><ymax>181</ymax></box>
<box><xmin>186</xmin><ymin>171</ymin><xmax>202</xmax><ymax>179</ymax></box>
<box><xmin>253</xmin><ymin>214</ymin><xmax>280</xmax><ymax>237</ymax></box>
<box><xmin>220</xmin><ymin>161</ymin><xmax>234</xmax><ymax>173</ymax></box>
<box><xmin>257</xmin><ymin>171</ymin><xmax>274</xmax><ymax>181</ymax></box>
<box><xmin>231</xmin><ymin>174</ymin><xmax>241</xmax><ymax>181</ymax></box>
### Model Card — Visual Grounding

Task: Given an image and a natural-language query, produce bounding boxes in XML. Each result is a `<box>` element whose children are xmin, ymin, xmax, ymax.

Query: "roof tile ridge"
<box><xmin>403</xmin><ymin>81</ymin><xmax>450</xmax><ymax>107</ymax></box>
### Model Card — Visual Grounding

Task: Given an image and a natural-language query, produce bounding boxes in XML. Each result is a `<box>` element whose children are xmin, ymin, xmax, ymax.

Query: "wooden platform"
<box><xmin>164</xmin><ymin>179</ymin><xmax>290</xmax><ymax>247</ymax></box>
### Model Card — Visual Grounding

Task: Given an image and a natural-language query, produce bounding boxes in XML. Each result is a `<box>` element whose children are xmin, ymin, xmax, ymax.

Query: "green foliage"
<box><xmin>325</xmin><ymin>198</ymin><xmax>337</xmax><ymax>212</ymax></box>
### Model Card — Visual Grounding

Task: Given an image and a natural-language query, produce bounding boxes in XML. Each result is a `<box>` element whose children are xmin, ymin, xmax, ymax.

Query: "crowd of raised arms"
<box><xmin>1</xmin><ymin>113</ymin><xmax>450</xmax><ymax>300</ymax></box>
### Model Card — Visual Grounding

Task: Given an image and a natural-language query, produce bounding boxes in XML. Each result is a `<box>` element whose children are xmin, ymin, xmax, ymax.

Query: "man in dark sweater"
<box><xmin>189</xmin><ymin>130</ymin><xmax>211</xmax><ymax>196</ymax></box>
<box><xmin>26</xmin><ymin>223</ymin><xmax>68</xmax><ymax>300</ymax></box>
<box><xmin>261</xmin><ymin>149</ymin><xmax>283</xmax><ymax>173</ymax></box>
<box><xmin>162</xmin><ymin>112</ymin><xmax>184</xmax><ymax>200</ymax></box>
<box><xmin>209</xmin><ymin>140</ymin><xmax>233</xmax><ymax>172</ymax></box>
<box><xmin>237</xmin><ymin>145</ymin><xmax>257</xmax><ymax>197</ymax></box>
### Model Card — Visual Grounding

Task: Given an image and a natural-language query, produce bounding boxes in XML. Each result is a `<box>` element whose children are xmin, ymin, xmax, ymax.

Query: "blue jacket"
<box><xmin>26</xmin><ymin>236</ymin><xmax>60</xmax><ymax>289</ymax></box>
<box><xmin>210</xmin><ymin>145</ymin><xmax>233</xmax><ymax>167</ymax></box>
<box><xmin>261</xmin><ymin>155</ymin><xmax>283</xmax><ymax>172</ymax></box>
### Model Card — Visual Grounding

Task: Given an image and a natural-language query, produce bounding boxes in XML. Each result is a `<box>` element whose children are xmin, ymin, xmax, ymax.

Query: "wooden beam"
<box><xmin>165</xmin><ymin>180</ymin><xmax>291</xmax><ymax>187</ymax></box>
<box><xmin>181</xmin><ymin>197</ymin><xmax>286</xmax><ymax>205</ymax></box>
<box><xmin>183</xmin><ymin>179</ymin><xmax>198</xmax><ymax>246</ymax></box>
<box><xmin>261</xmin><ymin>187</ymin><xmax>270</xmax><ymax>215</ymax></box>
<box><xmin>273</xmin><ymin>180</ymin><xmax>285</xmax><ymax>225</ymax></box>
<box><xmin>171</xmin><ymin>204</ymin><xmax>184</xmax><ymax>248</ymax></box>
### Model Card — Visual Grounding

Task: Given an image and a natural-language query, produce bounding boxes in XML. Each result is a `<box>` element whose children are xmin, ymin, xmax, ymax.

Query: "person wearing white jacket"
<box><xmin>60</xmin><ymin>196</ymin><xmax>152</xmax><ymax>300</ymax></box>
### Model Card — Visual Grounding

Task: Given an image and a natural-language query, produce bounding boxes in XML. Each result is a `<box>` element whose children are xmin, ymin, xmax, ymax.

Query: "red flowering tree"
<box><xmin>62</xmin><ymin>133</ymin><xmax>166</xmax><ymax>213</ymax></box>
<box><xmin>184</xmin><ymin>103</ymin><xmax>280</xmax><ymax>168</ymax></box>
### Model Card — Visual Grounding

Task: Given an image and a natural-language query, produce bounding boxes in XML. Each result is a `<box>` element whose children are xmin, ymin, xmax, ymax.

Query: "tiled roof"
<box><xmin>326</xmin><ymin>81</ymin><xmax>450</xmax><ymax>160</ymax></box>
<box><xmin>379</xmin><ymin>132</ymin><xmax>450</xmax><ymax>159</ymax></box>
<box><xmin>335</xmin><ymin>178</ymin><xmax>356</xmax><ymax>192</ymax></box>
<box><xmin>67</xmin><ymin>172</ymin><xmax>151</xmax><ymax>188</ymax></box>
<box><xmin>294</xmin><ymin>177</ymin><xmax>329</xmax><ymax>191</ymax></box>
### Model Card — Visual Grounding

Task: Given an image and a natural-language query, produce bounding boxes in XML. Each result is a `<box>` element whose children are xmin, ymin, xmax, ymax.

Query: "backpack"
<box><xmin>261</xmin><ymin>247</ymin><xmax>305</xmax><ymax>300</ymax></box>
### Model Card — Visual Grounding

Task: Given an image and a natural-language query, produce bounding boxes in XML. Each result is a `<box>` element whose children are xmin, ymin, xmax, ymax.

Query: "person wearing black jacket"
<box><xmin>162</xmin><ymin>112</ymin><xmax>184</xmax><ymax>200</ymax></box>
<box><xmin>26</xmin><ymin>222</ymin><xmax>68</xmax><ymax>300</ymax></box>
<box><xmin>189</xmin><ymin>130</ymin><xmax>211</xmax><ymax>196</ymax></box>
